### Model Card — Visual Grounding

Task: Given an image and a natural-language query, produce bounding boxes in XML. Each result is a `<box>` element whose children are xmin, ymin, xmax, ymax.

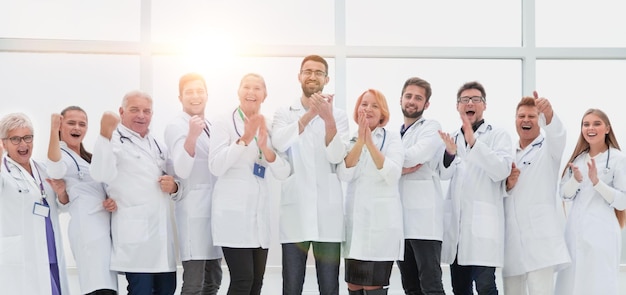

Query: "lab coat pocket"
<box><xmin>472</xmin><ymin>201</ymin><xmax>498</xmax><ymax>239</ymax></box>
<box><xmin>0</xmin><ymin>235</ymin><xmax>23</xmax><ymax>265</ymax></box>
<box><xmin>530</xmin><ymin>204</ymin><xmax>560</xmax><ymax>239</ymax></box>
<box><xmin>401</xmin><ymin>180</ymin><xmax>434</xmax><ymax>209</ymax></box>
<box><xmin>117</xmin><ymin>205</ymin><xmax>149</xmax><ymax>244</ymax></box>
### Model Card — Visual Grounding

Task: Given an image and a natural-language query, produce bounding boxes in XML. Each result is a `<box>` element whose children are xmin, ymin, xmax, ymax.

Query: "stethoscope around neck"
<box><xmin>569</xmin><ymin>148</ymin><xmax>611</xmax><ymax>175</ymax></box>
<box><xmin>61</xmin><ymin>147</ymin><xmax>84</xmax><ymax>180</ymax></box>
<box><xmin>593</xmin><ymin>148</ymin><xmax>611</xmax><ymax>174</ymax></box>
<box><xmin>116</xmin><ymin>128</ymin><xmax>164</xmax><ymax>161</ymax></box>
<box><xmin>3</xmin><ymin>157</ymin><xmax>46</xmax><ymax>195</ymax></box>
<box><xmin>519</xmin><ymin>138</ymin><xmax>544</xmax><ymax>166</ymax></box>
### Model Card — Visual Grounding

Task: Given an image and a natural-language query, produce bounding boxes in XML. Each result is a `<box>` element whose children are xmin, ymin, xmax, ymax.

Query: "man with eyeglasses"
<box><xmin>272</xmin><ymin>55</ymin><xmax>350</xmax><ymax>295</ymax></box>
<box><xmin>164</xmin><ymin>73</ymin><xmax>223</xmax><ymax>295</ymax></box>
<box><xmin>438</xmin><ymin>81</ymin><xmax>514</xmax><ymax>295</ymax></box>
<box><xmin>397</xmin><ymin>77</ymin><xmax>446</xmax><ymax>295</ymax></box>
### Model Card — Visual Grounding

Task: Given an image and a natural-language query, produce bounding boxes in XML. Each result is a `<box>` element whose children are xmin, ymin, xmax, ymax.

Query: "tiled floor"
<box><xmin>68</xmin><ymin>265</ymin><xmax>626</xmax><ymax>294</ymax></box>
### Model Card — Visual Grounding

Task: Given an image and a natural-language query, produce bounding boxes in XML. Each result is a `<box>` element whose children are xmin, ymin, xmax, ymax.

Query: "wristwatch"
<box><xmin>237</xmin><ymin>138</ymin><xmax>248</xmax><ymax>146</ymax></box>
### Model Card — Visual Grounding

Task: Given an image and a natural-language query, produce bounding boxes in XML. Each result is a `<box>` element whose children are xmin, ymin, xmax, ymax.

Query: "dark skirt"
<box><xmin>344</xmin><ymin>259</ymin><xmax>393</xmax><ymax>286</ymax></box>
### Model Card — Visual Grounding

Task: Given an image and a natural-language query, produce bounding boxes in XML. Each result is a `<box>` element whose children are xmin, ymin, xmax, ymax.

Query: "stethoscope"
<box><xmin>350</xmin><ymin>127</ymin><xmax>386</xmax><ymax>151</ymax></box>
<box><xmin>519</xmin><ymin>138</ymin><xmax>544</xmax><ymax>167</ymax></box>
<box><xmin>117</xmin><ymin>128</ymin><xmax>164</xmax><ymax>161</ymax></box>
<box><xmin>231</xmin><ymin>108</ymin><xmax>247</xmax><ymax>138</ymax></box>
<box><xmin>61</xmin><ymin>148</ymin><xmax>84</xmax><ymax>180</ymax></box>
<box><xmin>593</xmin><ymin>148</ymin><xmax>611</xmax><ymax>174</ymax></box>
<box><xmin>378</xmin><ymin>128</ymin><xmax>387</xmax><ymax>151</ymax></box>
<box><xmin>203</xmin><ymin>120</ymin><xmax>211</xmax><ymax>139</ymax></box>
<box><xmin>232</xmin><ymin>108</ymin><xmax>263</xmax><ymax>160</ymax></box>
<box><xmin>568</xmin><ymin>148</ymin><xmax>611</xmax><ymax>175</ymax></box>
<box><xmin>453</xmin><ymin>124</ymin><xmax>493</xmax><ymax>146</ymax></box>
<box><xmin>400</xmin><ymin>118</ymin><xmax>425</xmax><ymax>138</ymax></box>
<box><xmin>3</xmin><ymin>157</ymin><xmax>46</xmax><ymax>196</ymax></box>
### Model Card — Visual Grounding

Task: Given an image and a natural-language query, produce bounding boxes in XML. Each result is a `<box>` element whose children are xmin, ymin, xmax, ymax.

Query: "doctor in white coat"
<box><xmin>338</xmin><ymin>89</ymin><xmax>404</xmax><ymax>295</ymax></box>
<box><xmin>397</xmin><ymin>77</ymin><xmax>446</xmax><ymax>295</ymax></box>
<box><xmin>438</xmin><ymin>81</ymin><xmax>513</xmax><ymax>295</ymax></box>
<box><xmin>0</xmin><ymin>112</ymin><xmax>70</xmax><ymax>295</ymax></box>
<box><xmin>555</xmin><ymin>108</ymin><xmax>626</xmax><ymax>295</ymax></box>
<box><xmin>209</xmin><ymin>73</ymin><xmax>290</xmax><ymax>295</ymax></box>
<box><xmin>47</xmin><ymin>107</ymin><xmax>119</xmax><ymax>295</ymax></box>
<box><xmin>503</xmin><ymin>94</ymin><xmax>570</xmax><ymax>295</ymax></box>
<box><xmin>271</xmin><ymin>55</ymin><xmax>350</xmax><ymax>295</ymax></box>
<box><xmin>91</xmin><ymin>91</ymin><xmax>181</xmax><ymax>295</ymax></box>
<box><xmin>164</xmin><ymin>73</ymin><xmax>222</xmax><ymax>295</ymax></box>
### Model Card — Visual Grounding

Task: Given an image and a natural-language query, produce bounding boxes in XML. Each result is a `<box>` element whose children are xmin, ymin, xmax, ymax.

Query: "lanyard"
<box><xmin>232</xmin><ymin>107</ymin><xmax>263</xmax><ymax>160</ymax></box>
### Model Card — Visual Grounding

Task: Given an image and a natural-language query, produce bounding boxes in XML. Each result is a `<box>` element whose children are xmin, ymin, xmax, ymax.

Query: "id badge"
<box><xmin>33</xmin><ymin>202</ymin><xmax>50</xmax><ymax>218</ymax></box>
<box><xmin>253</xmin><ymin>162</ymin><xmax>266</xmax><ymax>178</ymax></box>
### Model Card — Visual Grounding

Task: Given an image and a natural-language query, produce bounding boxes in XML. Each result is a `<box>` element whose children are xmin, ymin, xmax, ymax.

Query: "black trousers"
<box><xmin>222</xmin><ymin>247</ymin><xmax>268</xmax><ymax>295</ymax></box>
<box><xmin>396</xmin><ymin>239</ymin><xmax>445</xmax><ymax>295</ymax></box>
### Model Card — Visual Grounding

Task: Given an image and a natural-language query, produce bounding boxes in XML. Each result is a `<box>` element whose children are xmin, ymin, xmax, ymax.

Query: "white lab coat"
<box><xmin>164</xmin><ymin>112</ymin><xmax>222</xmax><ymax>261</ymax></box>
<box><xmin>209</xmin><ymin>109</ymin><xmax>290</xmax><ymax>248</ymax></box>
<box><xmin>503</xmin><ymin>115</ymin><xmax>570</xmax><ymax>277</ymax></box>
<box><xmin>47</xmin><ymin>141</ymin><xmax>118</xmax><ymax>293</ymax></box>
<box><xmin>271</xmin><ymin>99</ymin><xmax>350</xmax><ymax>243</ymax></box>
<box><xmin>0</xmin><ymin>156</ymin><xmax>70</xmax><ymax>295</ymax></box>
<box><xmin>399</xmin><ymin>118</ymin><xmax>445</xmax><ymax>240</ymax></box>
<box><xmin>90</xmin><ymin>124</ymin><xmax>179</xmax><ymax>273</ymax></box>
<box><xmin>555</xmin><ymin>147</ymin><xmax>626</xmax><ymax>295</ymax></box>
<box><xmin>338</xmin><ymin>127</ymin><xmax>405</xmax><ymax>261</ymax></box>
<box><xmin>440</xmin><ymin>123</ymin><xmax>513</xmax><ymax>267</ymax></box>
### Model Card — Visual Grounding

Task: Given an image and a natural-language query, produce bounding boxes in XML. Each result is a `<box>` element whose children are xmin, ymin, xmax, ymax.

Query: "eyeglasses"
<box><xmin>3</xmin><ymin>135</ymin><xmax>34</xmax><ymax>145</ymax></box>
<box><xmin>300</xmin><ymin>70</ymin><xmax>327</xmax><ymax>78</ymax></box>
<box><xmin>457</xmin><ymin>96</ymin><xmax>484</xmax><ymax>104</ymax></box>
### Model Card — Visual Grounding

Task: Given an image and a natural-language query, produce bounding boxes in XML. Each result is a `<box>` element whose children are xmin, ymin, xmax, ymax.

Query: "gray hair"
<box><xmin>121</xmin><ymin>90</ymin><xmax>153</xmax><ymax>109</ymax></box>
<box><xmin>239</xmin><ymin>73</ymin><xmax>266</xmax><ymax>89</ymax></box>
<box><xmin>0</xmin><ymin>112</ymin><xmax>34</xmax><ymax>139</ymax></box>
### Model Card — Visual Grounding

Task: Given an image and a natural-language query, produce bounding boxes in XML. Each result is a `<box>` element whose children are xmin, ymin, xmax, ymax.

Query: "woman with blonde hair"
<box><xmin>338</xmin><ymin>89</ymin><xmax>404</xmax><ymax>295</ymax></box>
<box><xmin>555</xmin><ymin>108</ymin><xmax>626</xmax><ymax>295</ymax></box>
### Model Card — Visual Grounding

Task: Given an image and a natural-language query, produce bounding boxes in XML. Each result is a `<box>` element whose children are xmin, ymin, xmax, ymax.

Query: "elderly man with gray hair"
<box><xmin>91</xmin><ymin>90</ymin><xmax>181</xmax><ymax>295</ymax></box>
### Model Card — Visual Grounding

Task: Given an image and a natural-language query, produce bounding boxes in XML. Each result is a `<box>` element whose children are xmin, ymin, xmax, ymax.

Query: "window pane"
<box><xmin>0</xmin><ymin>0</ymin><xmax>140</xmax><ymax>41</ymax></box>
<box><xmin>0</xmin><ymin>52</ymin><xmax>140</xmax><ymax>268</ymax></box>
<box><xmin>152</xmin><ymin>55</ymin><xmax>334</xmax><ymax>269</ymax></box>
<box><xmin>346</xmin><ymin>0</ymin><xmax>521</xmax><ymax>47</ymax></box>
<box><xmin>151</xmin><ymin>55</ymin><xmax>335</xmax><ymax>138</ymax></box>
<box><xmin>151</xmin><ymin>0</ymin><xmax>335</xmax><ymax>46</ymax></box>
<box><xmin>536</xmin><ymin>0</ymin><xmax>626</xmax><ymax>47</ymax></box>
<box><xmin>0</xmin><ymin>52</ymin><xmax>140</xmax><ymax>161</ymax></box>
<box><xmin>537</xmin><ymin>60</ymin><xmax>626</xmax><ymax>264</ymax></box>
<box><xmin>346</xmin><ymin>58</ymin><xmax>522</xmax><ymax>134</ymax></box>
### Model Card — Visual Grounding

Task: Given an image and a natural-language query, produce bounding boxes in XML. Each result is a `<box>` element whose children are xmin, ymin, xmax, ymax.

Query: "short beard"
<box><xmin>402</xmin><ymin>108</ymin><xmax>423</xmax><ymax>119</ymax></box>
<box><xmin>301</xmin><ymin>83</ymin><xmax>324</xmax><ymax>98</ymax></box>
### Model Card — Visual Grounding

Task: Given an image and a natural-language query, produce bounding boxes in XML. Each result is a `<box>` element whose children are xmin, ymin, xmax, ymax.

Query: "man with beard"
<box><xmin>397</xmin><ymin>77</ymin><xmax>446</xmax><ymax>295</ymax></box>
<box><xmin>438</xmin><ymin>81</ymin><xmax>513</xmax><ymax>295</ymax></box>
<box><xmin>272</xmin><ymin>55</ymin><xmax>350</xmax><ymax>295</ymax></box>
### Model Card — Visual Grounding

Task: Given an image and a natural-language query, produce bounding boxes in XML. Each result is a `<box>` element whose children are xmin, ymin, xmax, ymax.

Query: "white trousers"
<box><xmin>503</xmin><ymin>266</ymin><xmax>554</xmax><ymax>295</ymax></box>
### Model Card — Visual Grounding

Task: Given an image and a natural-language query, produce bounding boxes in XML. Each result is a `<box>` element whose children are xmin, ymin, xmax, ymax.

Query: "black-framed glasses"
<box><xmin>457</xmin><ymin>96</ymin><xmax>484</xmax><ymax>104</ymax></box>
<box><xmin>300</xmin><ymin>70</ymin><xmax>327</xmax><ymax>78</ymax></box>
<box><xmin>3</xmin><ymin>135</ymin><xmax>34</xmax><ymax>145</ymax></box>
